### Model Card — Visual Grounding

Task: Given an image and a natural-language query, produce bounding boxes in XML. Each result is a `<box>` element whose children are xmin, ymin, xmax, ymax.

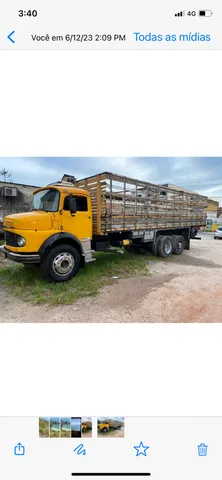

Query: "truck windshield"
<box><xmin>32</xmin><ymin>189</ymin><xmax>60</xmax><ymax>212</ymax></box>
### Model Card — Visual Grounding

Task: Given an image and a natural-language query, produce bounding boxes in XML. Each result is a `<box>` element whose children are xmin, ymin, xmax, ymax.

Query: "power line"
<box><xmin>179</xmin><ymin>176</ymin><xmax>222</xmax><ymax>185</ymax></box>
<box><xmin>181</xmin><ymin>184</ymin><xmax>222</xmax><ymax>188</ymax></box>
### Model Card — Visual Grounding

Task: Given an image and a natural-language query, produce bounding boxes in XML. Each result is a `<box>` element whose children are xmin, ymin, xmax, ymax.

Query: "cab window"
<box><xmin>63</xmin><ymin>195</ymin><xmax>88</xmax><ymax>212</ymax></box>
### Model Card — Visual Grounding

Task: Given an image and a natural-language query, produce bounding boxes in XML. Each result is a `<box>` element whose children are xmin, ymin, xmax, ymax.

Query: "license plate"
<box><xmin>144</xmin><ymin>230</ymin><xmax>154</xmax><ymax>240</ymax></box>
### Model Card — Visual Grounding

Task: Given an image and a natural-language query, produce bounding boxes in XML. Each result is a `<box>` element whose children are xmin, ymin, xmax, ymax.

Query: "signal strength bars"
<box><xmin>175</xmin><ymin>10</ymin><xmax>185</xmax><ymax>16</ymax></box>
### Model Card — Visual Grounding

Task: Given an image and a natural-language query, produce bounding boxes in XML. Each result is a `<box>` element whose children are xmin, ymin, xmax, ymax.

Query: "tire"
<box><xmin>41</xmin><ymin>244</ymin><xmax>81</xmax><ymax>282</ymax></box>
<box><xmin>102</xmin><ymin>428</ymin><xmax>108</xmax><ymax>433</ymax></box>
<box><xmin>157</xmin><ymin>235</ymin><xmax>173</xmax><ymax>258</ymax></box>
<box><xmin>172</xmin><ymin>235</ymin><xmax>185</xmax><ymax>255</ymax></box>
<box><xmin>152</xmin><ymin>236</ymin><xmax>162</xmax><ymax>256</ymax></box>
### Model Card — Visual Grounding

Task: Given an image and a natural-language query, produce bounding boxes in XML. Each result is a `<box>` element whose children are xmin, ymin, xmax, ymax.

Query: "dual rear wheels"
<box><xmin>156</xmin><ymin>235</ymin><xmax>185</xmax><ymax>258</ymax></box>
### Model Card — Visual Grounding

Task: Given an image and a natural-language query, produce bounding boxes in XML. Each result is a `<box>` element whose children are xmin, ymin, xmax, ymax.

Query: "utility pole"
<box><xmin>0</xmin><ymin>168</ymin><xmax>12</xmax><ymax>182</ymax></box>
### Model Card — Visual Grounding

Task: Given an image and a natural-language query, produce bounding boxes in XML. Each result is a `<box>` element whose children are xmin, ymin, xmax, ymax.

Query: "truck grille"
<box><xmin>4</xmin><ymin>231</ymin><xmax>17</xmax><ymax>247</ymax></box>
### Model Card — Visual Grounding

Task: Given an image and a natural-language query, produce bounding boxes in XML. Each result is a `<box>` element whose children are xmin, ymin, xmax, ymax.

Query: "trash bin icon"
<box><xmin>198</xmin><ymin>443</ymin><xmax>208</xmax><ymax>456</ymax></box>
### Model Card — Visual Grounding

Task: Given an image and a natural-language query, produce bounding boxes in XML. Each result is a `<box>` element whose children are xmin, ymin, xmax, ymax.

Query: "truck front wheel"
<box><xmin>41</xmin><ymin>244</ymin><xmax>81</xmax><ymax>282</ymax></box>
<box><xmin>157</xmin><ymin>235</ymin><xmax>173</xmax><ymax>257</ymax></box>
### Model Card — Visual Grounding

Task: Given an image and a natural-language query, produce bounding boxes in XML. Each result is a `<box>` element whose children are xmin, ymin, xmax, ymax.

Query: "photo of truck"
<box><xmin>82</xmin><ymin>417</ymin><xmax>92</xmax><ymax>437</ymax></box>
<box><xmin>0</xmin><ymin>172</ymin><xmax>208</xmax><ymax>283</ymax></box>
<box><xmin>97</xmin><ymin>417</ymin><xmax>124</xmax><ymax>437</ymax></box>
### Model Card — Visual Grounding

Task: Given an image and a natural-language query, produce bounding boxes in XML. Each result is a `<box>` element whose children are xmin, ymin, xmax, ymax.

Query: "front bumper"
<box><xmin>0</xmin><ymin>245</ymin><xmax>41</xmax><ymax>264</ymax></box>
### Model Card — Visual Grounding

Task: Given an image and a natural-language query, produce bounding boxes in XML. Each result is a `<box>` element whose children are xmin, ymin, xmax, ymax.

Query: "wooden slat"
<box><xmin>75</xmin><ymin>172</ymin><xmax>208</xmax><ymax>235</ymax></box>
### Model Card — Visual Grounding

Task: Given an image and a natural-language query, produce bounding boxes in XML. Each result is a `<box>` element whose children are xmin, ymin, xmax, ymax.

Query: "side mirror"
<box><xmin>69</xmin><ymin>196</ymin><xmax>77</xmax><ymax>214</ymax></box>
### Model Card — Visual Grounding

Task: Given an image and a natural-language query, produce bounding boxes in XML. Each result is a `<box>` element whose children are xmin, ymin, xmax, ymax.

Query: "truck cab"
<box><xmin>98</xmin><ymin>421</ymin><xmax>110</xmax><ymax>432</ymax></box>
<box><xmin>98</xmin><ymin>420</ymin><xmax>122</xmax><ymax>432</ymax></box>
<box><xmin>82</xmin><ymin>423</ymin><xmax>88</xmax><ymax>432</ymax></box>
<box><xmin>0</xmin><ymin>184</ymin><xmax>95</xmax><ymax>282</ymax></box>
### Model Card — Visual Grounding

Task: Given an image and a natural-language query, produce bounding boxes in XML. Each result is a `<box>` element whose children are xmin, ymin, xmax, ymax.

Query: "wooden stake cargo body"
<box><xmin>76</xmin><ymin>172</ymin><xmax>208</xmax><ymax>236</ymax></box>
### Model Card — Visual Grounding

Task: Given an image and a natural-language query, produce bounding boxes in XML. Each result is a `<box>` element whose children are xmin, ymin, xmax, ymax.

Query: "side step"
<box><xmin>84</xmin><ymin>250</ymin><xmax>96</xmax><ymax>263</ymax></box>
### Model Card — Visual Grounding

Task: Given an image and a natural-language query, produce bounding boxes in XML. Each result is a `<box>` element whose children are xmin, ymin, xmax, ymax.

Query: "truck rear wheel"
<box><xmin>41</xmin><ymin>244</ymin><xmax>81</xmax><ymax>282</ymax></box>
<box><xmin>172</xmin><ymin>235</ymin><xmax>185</xmax><ymax>255</ymax></box>
<box><xmin>157</xmin><ymin>235</ymin><xmax>173</xmax><ymax>257</ymax></box>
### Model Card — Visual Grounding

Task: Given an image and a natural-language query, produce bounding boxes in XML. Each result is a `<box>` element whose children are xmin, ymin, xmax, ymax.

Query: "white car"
<box><xmin>214</xmin><ymin>226</ymin><xmax>222</xmax><ymax>239</ymax></box>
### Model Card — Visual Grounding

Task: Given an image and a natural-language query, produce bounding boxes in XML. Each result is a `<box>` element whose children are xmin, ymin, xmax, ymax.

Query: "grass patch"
<box><xmin>0</xmin><ymin>250</ymin><xmax>160</xmax><ymax>305</ymax></box>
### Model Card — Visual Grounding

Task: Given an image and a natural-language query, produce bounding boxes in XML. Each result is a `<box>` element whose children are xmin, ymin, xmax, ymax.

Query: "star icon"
<box><xmin>134</xmin><ymin>441</ymin><xmax>149</xmax><ymax>457</ymax></box>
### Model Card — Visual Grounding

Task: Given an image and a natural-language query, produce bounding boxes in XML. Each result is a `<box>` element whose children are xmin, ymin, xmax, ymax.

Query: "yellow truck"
<box><xmin>82</xmin><ymin>422</ymin><xmax>91</xmax><ymax>433</ymax></box>
<box><xmin>98</xmin><ymin>420</ymin><xmax>123</xmax><ymax>433</ymax></box>
<box><xmin>82</xmin><ymin>423</ymin><xmax>87</xmax><ymax>433</ymax></box>
<box><xmin>0</xmin><ymin>172</ymin><xmax>208</xmax><ymax>282</ymax></box>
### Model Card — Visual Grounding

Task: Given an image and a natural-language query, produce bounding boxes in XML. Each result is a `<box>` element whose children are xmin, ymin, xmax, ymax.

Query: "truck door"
<box><xmin>61</xmin><ymin>194</ymin><xmax>92</xmax><ymax>242</ymax></box>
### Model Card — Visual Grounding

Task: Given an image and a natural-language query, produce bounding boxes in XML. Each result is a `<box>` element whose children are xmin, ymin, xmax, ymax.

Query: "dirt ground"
<box><xmin>97</xmin><ymin>428</ymin><xmax>124</xmax><ymax>438</ymax></box>
<box><xmin>82</xmin><ymin>431</ymin><xmax>92</xmax><ymax>438</ymax></box>
<box><xmin>0</xmin><ymin>232</ymin><xmax>221</xmax><ymax>322</ymax></box>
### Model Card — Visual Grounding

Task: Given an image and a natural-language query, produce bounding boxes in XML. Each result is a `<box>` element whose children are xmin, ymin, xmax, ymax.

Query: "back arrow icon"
<box><xmin>7</xmin><ymin>31</ymin><xmax>15</xmax><ymax>44</ymax></box>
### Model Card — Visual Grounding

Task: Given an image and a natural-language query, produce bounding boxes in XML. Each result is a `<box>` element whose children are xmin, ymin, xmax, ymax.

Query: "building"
<box><xmin>217</xmin><ymin>207</ymin><xmax>222</xmax><ymax>219</ymax></box>
<box><xmin>0</xmin><ymin>181</ymin><xmax>39</xmax><ymax>229</ymax></box>
<box><xmin>205</xmin><ymin>198</ymin><xmax>220</xmax><ymax>230</ymax></box>
<box><xmin>135</xmin><ymin>183</ymin><xmax>199</xmax><ymax>199</ymax></box>
<box><xmin>61</xmin><ymin>174</ymin><xmax>76</xmax><ymax>184</ymax></box>
<box><xmin>160</xmin><ymin>183</ymin><xmax>199</xmax><ymax>195</ymax></box>
<box><xmin>207</xmin><ymin>198</ymin><xmax>219</xmax><ymax>218</ymax></box>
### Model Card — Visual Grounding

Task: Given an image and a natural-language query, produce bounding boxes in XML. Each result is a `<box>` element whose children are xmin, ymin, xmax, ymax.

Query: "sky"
<box><xmin>98</xmin><ymin>417</ymin><xmax>124</xmax><ymax>422</ymax></box>
<box><xmin>50</xmin><ymin>418</ymin><xmax>60</xmax><ymax>424</ymax></box>
<box><xmin>1</xmin><ymin>157</ymin><xmax>222</xmax><ymax>204</ymax></box>
<box><xmin>71</xmin><ymin>418</ymin><xmax>81</xmax><ymax>430</ymax></box>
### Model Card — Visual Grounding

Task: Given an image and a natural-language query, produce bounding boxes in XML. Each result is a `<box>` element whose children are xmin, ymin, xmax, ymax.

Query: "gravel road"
<box><xmin>0</xmin><ymin>233</ymin><xmax>221</xmax><ymax>323</ymax></box>
<box><xmin>97</xmin><ymin>428</ymin><xmax>124</xmax><ymax>438</ymax></box>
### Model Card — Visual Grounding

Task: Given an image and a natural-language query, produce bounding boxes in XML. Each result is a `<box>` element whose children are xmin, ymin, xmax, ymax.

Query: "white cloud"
<box><xmin>1</xmin><ymin>157</ymin><xmax>222</xmax><ymax>205</ymax></box>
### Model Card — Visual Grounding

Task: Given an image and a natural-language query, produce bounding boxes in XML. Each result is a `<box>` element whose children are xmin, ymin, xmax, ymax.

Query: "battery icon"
<box><xmin>199</xmin><ymin>10</ymin><xmax>213</xmax><ymax>16</ymax></box>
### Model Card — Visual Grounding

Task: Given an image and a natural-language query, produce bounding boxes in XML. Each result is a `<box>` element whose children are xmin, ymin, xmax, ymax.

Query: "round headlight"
<box><xmin>17</xmin><ymin>236</ymin><xmax>26</xmax><ymax>247</ymax></box>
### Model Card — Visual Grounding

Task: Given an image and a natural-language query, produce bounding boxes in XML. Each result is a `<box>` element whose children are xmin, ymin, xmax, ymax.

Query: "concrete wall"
<box><xmin>207</xmin><ymin>211</ymin><xmax>217</xmax><ymax>219</ymax></box>
<box><xmin>208</xmin><ymin>199</ymin><xmax>219</xmax><ymax>211</ymax></box>
<box><xmin>0</xmin><ymin>182</ymin><xmax>38</xmax><ymax>221</ymax></box>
